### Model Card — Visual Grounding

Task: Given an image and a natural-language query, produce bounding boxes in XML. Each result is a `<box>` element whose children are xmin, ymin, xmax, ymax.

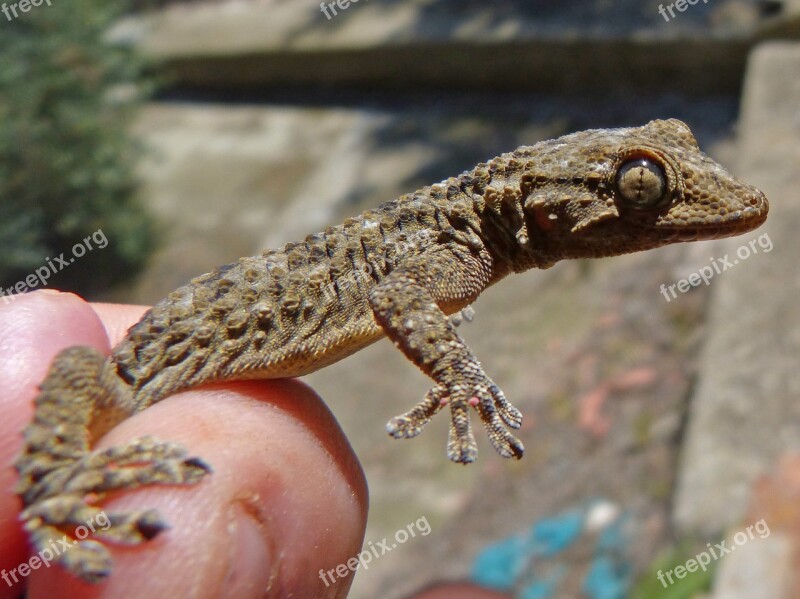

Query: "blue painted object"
<box><xmin>583</xmin><ymin>555</ymin><xmax>630</xmax><ymax>599</ymax></box>
<box><xmin>472</xmin><ymin>534</ymin><xmax>528</xmax><ymax>590</ymax></box>
<box><xmin>470</xmin><ymin>499</ymin><xmax>632</xmax><ymax>599</ymax></box>
<box><xmin>528</xmin><ymin>509</ymin><xmax>584</xmax><ymax>557</ymax></box>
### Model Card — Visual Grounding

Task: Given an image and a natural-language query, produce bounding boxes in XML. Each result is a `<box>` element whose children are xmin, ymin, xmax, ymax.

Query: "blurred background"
<box><xmin>2</xmin><ymin>0</ymin><xmax>799</xmax><ymax>597</ymax></box>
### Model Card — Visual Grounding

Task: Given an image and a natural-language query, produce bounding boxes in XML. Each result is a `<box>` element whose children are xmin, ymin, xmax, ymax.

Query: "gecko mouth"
<box><xmin>657</xmin><ymin>196</ymin><xmax>769</xmax><ymax>242</ymax></box>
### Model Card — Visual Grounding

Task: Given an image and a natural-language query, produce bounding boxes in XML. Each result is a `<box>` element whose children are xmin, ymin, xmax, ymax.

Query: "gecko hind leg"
<box><xmin>15</xmin><ymin>346</ymin><xmax>210</xmax><ymax>583</ymax></box>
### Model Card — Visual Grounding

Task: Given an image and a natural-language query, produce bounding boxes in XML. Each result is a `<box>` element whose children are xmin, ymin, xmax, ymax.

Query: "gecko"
<box><xmin>14</xmin><ymin>119</ymin><xmax>768</xmax><ymax>582</ymax></box>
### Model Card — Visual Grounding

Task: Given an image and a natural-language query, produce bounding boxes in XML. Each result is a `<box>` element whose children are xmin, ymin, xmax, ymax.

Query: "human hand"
<box><xmin>0</xmin><ymin>291</ymin><xmax>367</xmax><ymax>599</ymax></box>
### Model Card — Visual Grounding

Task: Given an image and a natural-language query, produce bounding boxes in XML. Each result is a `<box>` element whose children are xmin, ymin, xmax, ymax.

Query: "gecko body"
<box><xmin>15</xmin><ymin>119</ymin><xmax>768</xmax><ymax>581</ymax></box>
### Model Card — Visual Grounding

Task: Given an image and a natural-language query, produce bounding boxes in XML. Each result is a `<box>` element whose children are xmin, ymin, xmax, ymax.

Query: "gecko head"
<box><xmin>522</xmin><ymin>119</ymin><xmax>769</xmax><ymax>258</ymax></box>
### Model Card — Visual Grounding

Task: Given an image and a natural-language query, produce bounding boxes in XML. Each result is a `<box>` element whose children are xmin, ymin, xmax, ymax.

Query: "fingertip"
<box><xmin>0</xmin><ymin>291</ymin><xmax>109</xmax><ymax>401</ymax></box>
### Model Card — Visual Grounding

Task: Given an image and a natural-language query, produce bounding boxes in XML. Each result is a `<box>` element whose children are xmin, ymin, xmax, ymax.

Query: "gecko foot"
<box><xmin>16</xmin><ymin>436</ymin><xmax>210</xmax><ymax>582</ymax></box>
<box><xmin>386</xmin><ymin>379</ymin><xmax>524</xmax><ymax>464</ymax></box>
<box><xmin>20</xmin><ymin>499</ymin><xmax>165</xmax><ymax>583</ymax></box>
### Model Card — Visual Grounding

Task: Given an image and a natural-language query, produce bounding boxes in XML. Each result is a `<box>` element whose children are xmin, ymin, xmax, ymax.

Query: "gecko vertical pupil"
<box><xmin>616</xmin><ymin>157</ymin><xmax>669</xmax><ymax>209</ymax></box>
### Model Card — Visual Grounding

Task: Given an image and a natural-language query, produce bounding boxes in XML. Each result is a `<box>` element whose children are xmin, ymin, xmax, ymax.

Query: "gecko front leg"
<box><xmin>369</xmin><ymin>245</ymin><xmax>523</xmax><ymax>463</ymax></box>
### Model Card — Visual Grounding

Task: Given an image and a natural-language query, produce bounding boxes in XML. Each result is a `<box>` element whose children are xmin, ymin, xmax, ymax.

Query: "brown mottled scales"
<box><xmin>15</xmin><ymin>119</ymin><xmax>768</xmax><ymax>582</ymax></box>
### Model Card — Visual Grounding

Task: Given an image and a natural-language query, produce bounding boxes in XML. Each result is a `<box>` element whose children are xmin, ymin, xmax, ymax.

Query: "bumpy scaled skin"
<box><xmin>15</xmin><ymin>119</ymin><xmax>768</xmax><ymax>582</ymax></box>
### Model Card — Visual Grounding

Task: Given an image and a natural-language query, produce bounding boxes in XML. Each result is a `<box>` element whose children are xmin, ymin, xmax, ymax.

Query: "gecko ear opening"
<box><xmin>569</xmin><ymin>201</ymin><xmax>620</xmax><ymax>233</ymax></box>
<box><xmin>524</xmin><ymin>191</ymin><xmax>621</xmax><ymax>235</ymax></box>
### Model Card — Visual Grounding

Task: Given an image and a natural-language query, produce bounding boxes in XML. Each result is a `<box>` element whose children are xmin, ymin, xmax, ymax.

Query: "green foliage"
<box><xmin>630</xmin><ymin>542</ymin><xmax>715</xmax><ymax>599</ymax></box>
<box><xmin>0</xmin><ymin>0</ymin><xmax>155</xmax><ymax>297</ymax></box>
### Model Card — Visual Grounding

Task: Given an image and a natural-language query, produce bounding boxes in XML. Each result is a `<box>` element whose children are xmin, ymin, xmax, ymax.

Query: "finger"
<box><xmin>7</xmin><ymin>293</ymin><xmax>368</xmax><ymax>598</ymax></box>
<box><xmin>90</xmin><ymin>303</ymin><xmax>149</xmax><ymax>346</ymax></box>
<box><xmin>0</xmin><ymin>291</ymin><xmax>109</xmax><ymax>599</ymax></box>
<box><xmin>29</xmin><ymin>380</ymin><xmax>368</xmax><ymax>599</ymax></box>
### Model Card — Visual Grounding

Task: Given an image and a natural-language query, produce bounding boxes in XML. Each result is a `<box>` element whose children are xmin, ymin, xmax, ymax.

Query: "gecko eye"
<box><xmin>615</xmin><ymin>157</ymin><xmax>669</xmax><ymax>209</ymax></box>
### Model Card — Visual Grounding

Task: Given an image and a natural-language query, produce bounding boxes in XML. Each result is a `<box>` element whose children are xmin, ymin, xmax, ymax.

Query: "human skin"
<box><xmin>0</xmin><ymin>290</ymin><xmax>368</xmax><ymax>599</ymax></box>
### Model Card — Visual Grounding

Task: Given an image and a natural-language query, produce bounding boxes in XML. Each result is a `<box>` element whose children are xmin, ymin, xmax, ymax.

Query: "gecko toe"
<box><xmin>60</xmin><ymin>540</ymin><xmax>112</xmax><ymax>584</ymax></box>
<box><xmin>489</xmin><ymin>384</ymin><xmax>523</xmax><ymax>429</ymax></box>
<box><xmin>447</xmin><ymin>426</ymin><xmax>478</xmax><ymax>464</ymax></box>
<box><xmin>387</xmin><ymin>385</ymin><xmax>446</xmax><ymax>439</ymax></box>
<box><xmin>446</xmin><ymin>400</ymin><xmax>478</xmax><ymax>463</ymax></box>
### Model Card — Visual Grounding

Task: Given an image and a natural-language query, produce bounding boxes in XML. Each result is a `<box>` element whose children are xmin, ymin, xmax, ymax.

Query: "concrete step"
<box><xmin>114</xmin><ymin>0</ymin><xmax>773</xmax><ymax>95</ymax></box>
<box><xmin>674</xmin><ymin>40</ymin><xmax>800</xmax><ymax>539</ymax></box>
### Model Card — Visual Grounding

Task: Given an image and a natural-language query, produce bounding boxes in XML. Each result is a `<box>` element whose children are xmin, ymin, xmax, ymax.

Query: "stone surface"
<box><xmin>117</xmin><ymin>104</ymin><xmax>382</xmax><ymax>302</ymax></box>
<box><xmin>711</xmin><ymin>533</ymin><xmax>793</xmax><ymax>599</ymax></box>
<box><xmin>710</xmin><ymin>454</ymin><xmax>800</xmax><ymax>598</ymax></box>
<box><xmin>673</xmin><ymin>41</ymin><xmax>800</xmax><ymax>535</ymax></box>
<box><xmin>114</xmin><ymin>0</ymin><xmax>765</xmax><ymax>95</ymax></box>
